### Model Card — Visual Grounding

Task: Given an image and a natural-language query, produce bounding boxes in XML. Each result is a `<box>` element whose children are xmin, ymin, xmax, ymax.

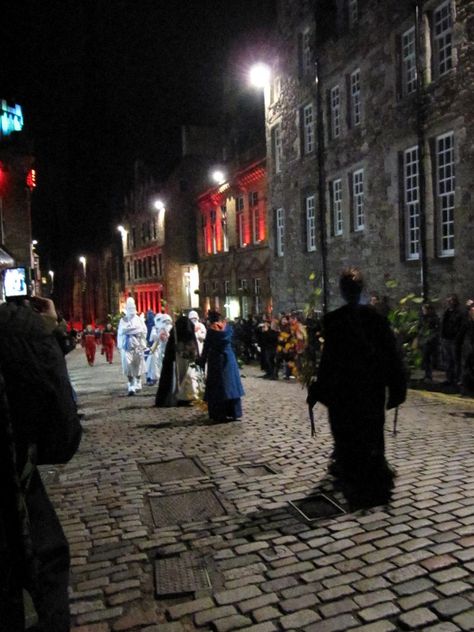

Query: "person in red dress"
<box><xmin>82</xmin><ymin>324</ymin><xmax>96</xmax><ymax>366</ymax></box>
<box><xmin>101</xmin><ymin>322</ymin><xmax>116</xmax><ymax>364</ymax></box>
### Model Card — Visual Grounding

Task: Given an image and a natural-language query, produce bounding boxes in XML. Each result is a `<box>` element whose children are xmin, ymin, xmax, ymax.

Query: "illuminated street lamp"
<box><xmin>48</xmin><ymin>270</ymin><xmax>54</xmax><ymax>294</ymax></box>
<box><xmin>249</xmin><ymin>62</ymin><xmax>271</xmax><ymax>89</ymax></box>
<box><xmin>117</xmin><ymin>224</ymin><xmax>126</xmax><ymax>235</ymax></box>
<box><xmin>79</xmin><ymin>255</ymin><xmax>86</xmax><ymax>274</ymax></box>
<box><xmin>153</xmin><ymin>200</ymin><xmax>165</xmax><ymax>212</ymax></box>
<box><xmin>211</xmin><ymin>169</ymin><xmax>226</xmax><ymax>185</ymax></box>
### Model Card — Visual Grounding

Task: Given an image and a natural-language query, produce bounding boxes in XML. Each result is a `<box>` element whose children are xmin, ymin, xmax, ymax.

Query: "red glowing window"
<box><xmin>26</xmin><ymin>169</ymin><xmax>37</xmax><ymax>190</ymax></box>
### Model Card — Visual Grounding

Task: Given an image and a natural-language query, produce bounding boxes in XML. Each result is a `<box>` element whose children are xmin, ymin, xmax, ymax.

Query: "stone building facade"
<box><xmin>266</xmin><ymin>0</ymin><xmax>474</xmax><ymax>312</ymax></box>
<box><xmin>197</xmin><ymin>155</ymin><xmax>271</xmax><ymax>319</ymax></box>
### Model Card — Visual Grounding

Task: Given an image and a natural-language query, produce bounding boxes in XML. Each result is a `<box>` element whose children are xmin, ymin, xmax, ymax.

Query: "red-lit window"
<box><xmin>26</xmin><ymin>169</ymin><xmax>37</xmax><ymax>190</ymax></box>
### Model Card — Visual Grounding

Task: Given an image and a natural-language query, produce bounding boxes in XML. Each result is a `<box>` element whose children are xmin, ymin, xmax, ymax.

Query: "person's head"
<box><xmin>369</xmin><ymin>292</ymin><xmax>380</xmax><ymax>306</ymax></box>
<box><xmin>125</xmin><ymin>297</ymin><xmax>137</xmax><ymax>317</ymax></box>
<box><xmin>340</xmin><ymin>267</ymin><xmax>364</xmax><ymax>304</ymax></box>
<box><xmin>105</xmin><ymin>322</ymin><xmax>113</xmax><ymax>331</ymax></box>
<box><xmin>422</xmin><ymin>302</ymin><xmax>434</xmax><ymax>316</ymax></box>
<box><xmin>188</xmin><ymin>310</ymin><xmax>199</xmax><ymax>324</ymax></box>
<box><xmin>207</xmin><ymin>310</ymin><xmax>222</xmax><ymax>324</ymax></box>
<box><xmin>446</xmin><ymin>293</ymin><xmax>459</xmax><ymax>308</ymax></box>
<box><xmin>86</xmin><ymin>324</ymin><xmax>93</xmax><ymax>332</ymax></box>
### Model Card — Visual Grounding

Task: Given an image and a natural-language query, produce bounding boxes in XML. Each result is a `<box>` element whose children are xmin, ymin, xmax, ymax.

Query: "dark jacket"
<box><xmin>201</xmin><ymin>325</ymin><xmax>244</xmax><ymax>403</ymax></box>
<box><xmin>308</xmin><ymin>304</ymin><xmax>406</xmax><ymax>411</ymax></box>
<box><xmin>441</xmin><ymin>307</ymin><xmax>464</xmax><ymax>340</ymax></box>
<box><xmin>0</xmin><ymin>302</ymin><xmax>82</xmax><ymax>629</ymax></box>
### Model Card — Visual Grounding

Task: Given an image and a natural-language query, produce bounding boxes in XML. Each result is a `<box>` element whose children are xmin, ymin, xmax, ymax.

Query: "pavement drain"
<box><xmin>289</xmin><ymin>492</ymin><xmax>346</xmax><ymax>522</ymax></box>
<box><xmin>154</xmin><ymin>551</ymin><xmax>212</xmax><ymax>597</ymax></box>
<box><xmin>149</xmin><ymin>489</ymin><xmax>227</xmax><ymax>527</ymax></box>
<box><xmin>238</xmin><ymin>463</ymin><xmax>277</xmax><ymax>476</ymax></box>
<box><xmin>140</xmin><ymin>457</ymin><xmax>206</xmax><ymax>483</ymax></box>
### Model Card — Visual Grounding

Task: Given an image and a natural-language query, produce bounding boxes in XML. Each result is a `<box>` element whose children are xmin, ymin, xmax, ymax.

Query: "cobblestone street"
<box><xmin>47</xmin><ymin>349</ymin><xmax>474</xmax><ymax>632</ymax></box>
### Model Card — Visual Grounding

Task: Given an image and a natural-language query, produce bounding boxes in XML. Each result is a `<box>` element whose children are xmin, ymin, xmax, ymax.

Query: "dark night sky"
<box><xmin>1</xmin><ymin>0</ymin><xmax>276</xmax><ymax>269</ymax></box>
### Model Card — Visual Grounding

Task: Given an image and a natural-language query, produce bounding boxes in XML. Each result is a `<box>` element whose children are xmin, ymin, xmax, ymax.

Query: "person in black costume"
<box><xmin>155</xmin><ymin>314</ymin><xmax>200</xmax><ymax>407</ymax></box>
<box><xmin>307</xmin><ymin>267</ymin><xmax>406</xmax><ymax>510</ymax></box>
<box><xmin>0</xmin><ymin>296</ymin><xmax>82</xmax><ymax>632</ymax></box>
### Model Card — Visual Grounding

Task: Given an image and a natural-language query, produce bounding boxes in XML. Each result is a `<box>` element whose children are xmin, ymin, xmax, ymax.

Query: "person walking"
<box><xmin>146</xmin><ymin>313</ymin><xmax>172</xmax><ymax>385</ymax></box>
<box><xmin>82</xmin><ymin>323</ymin><xmax>96</xmax><ymax>366</ymax></box>
<box><xmin>440</xmin><ymin>294</ymin><xmax>464</xmax><ymax>386</ymax></box>
<box><xmin>117</xmin><ymin>297</ymin><xmax>147</xmax><ymax>396</ymax></box>
<box><xmin>101</xmin><ymin>322</ymin><xmax>116</xmax><ymax>364</ymax></box>
<box><xmin>307</xmin><ymin>267</ymin><xmax>406</xmax><ymax>510</ymax></box>
<box><xmin>0</xmin><ymin>295</ymin><xmax>82</xmax><ymax>632</ymax></box>
<box><xmin>199</xmin><ymin>310</ymin><xmax>244</xmax><ymax>422</ymax></box>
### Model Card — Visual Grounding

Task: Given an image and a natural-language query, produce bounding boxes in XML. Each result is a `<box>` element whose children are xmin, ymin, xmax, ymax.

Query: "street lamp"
<box><xmin>211</xmin><ymin>169</ymin><xmax>226</xmax><ymax>185</ymax></box>
<box><xmin>153</xmin><ymin>200</ymin><xmax>165</xmax><ymax>212</ymax></box>
<box><xmin>249</xmin><ymin>62</ymin><xmax>271</xmax><ymax>89</ymax></box>
<box><xmin>48</xmin><ymin>270</ymin><xmax>54</xmax><ymax>294</ymax></box>
<box><xmin>117</xmin><ymin>224</ymin><xmax>126</xmax><ymax>236</ymax></box>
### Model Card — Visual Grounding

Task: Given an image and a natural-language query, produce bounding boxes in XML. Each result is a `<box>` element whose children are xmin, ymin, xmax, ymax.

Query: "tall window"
<box><xmin>352</xmin><ymin>169</ymin><xmax>365</xmax><ymax>231</ymax></box>
<box><xmin>305</xmin><ymin>195</ymin><xmax>316</xmax><ymax>252</ymax></box>
<box><xmin>254</xmin><ymin>278</ymin><xmax>261</xmax><ymax>315</ymax></box>
<box><xmin>402</xmin><ymin>27</ymin><xmax>417</xmax><ymax>95</ymax></box>
<box><xmin>299</xmin><ymin>29</ymin><xmax>312</xmax><ymax>76</ymax></box>
<box><xmin>221</xmin><ymin>205</ymin><xmax>229</xmax><ymax>252</ymax></box>
<box><xmin>210</xmin><ymin>210</ymin><xmax>217</xmax><ymax>254</ymax></box>
<box><xmin>332</xmin><ymin>179</ymin><xmax>343</xmax><ymax>236</ymax></box>
<box><xmin>271</xmin><ymin>124</ymin><xmax>282</xmax><ymax>173</ymax></box>
<box><xmin>249</xmin><ymin>192</ymin><xmax>260</xmax><ymax>243</ymax></box>
<box><xmin>403</xmin><ymin>146</ymin><xmax>420</xmax><ymax>260</ymax></box>
<box><xmin>302</xmin><ymin>104</ymin><xmax>315</xmax><ymax>154</ymax></box>
<box><xmin>433</xmin><ymin>1</ymin><xmax>453</xmax><ymax>78</ymax></box>
<box><xmin>436</xmin><ymin>132</ymin><xmax>455</xmax><ymax>256</ymax></box>
<box><xmin>236</xmin><ymin>195</ymin><xmax>245</xmax><ymax>247</ymax></box>
<box><xmin>330</xmin><ymin>86</ymin><xmax>341</xmax><ymax>139</ymax></box>
<box><xmin>348</xmin><ymin>0</ymin><xmax>359</xmax><ymax>28</ymax></box>
<box><xmin>276</xmin><ymin>208</ymin><xmax>285</xmax><ymax>257</ymax></box>
<box><xmin>152</xmin><ymin>217</ymin><xmax>158</xmax><ymax>240</ymax></box>
<box><xmin>158</xmin><ymin>253</ymin><xmax>163</xmax><ymax>276</ymax></box>
<box><xmin>350</xmin><ymin>69</ymin><xmax>361</xmax><ymax>127</ymax></box>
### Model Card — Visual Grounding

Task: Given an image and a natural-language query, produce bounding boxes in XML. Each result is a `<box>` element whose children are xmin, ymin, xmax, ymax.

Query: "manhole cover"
<box><xmin>238</xmin><ymin>463</ymin><xmax>277</xmax><ymax>476</ymax></box>
<box><xmin>149</xmin><ymin>489</ymin><xmax>226</xmax><ymax>527</ymax></box>
<box><xmin>141</xmin><ymin>457</ymin><xmax>205</xmax><ymax>483</ymax></box>
<box><xmin>290</xmin><ymin>493</ymin><xmax>345</xmax><ymax>521</ymax></box>
<box><xmin>154</xmin><ymin>552</ymin><xmax>211</xmax><ymax>597</ymax></box>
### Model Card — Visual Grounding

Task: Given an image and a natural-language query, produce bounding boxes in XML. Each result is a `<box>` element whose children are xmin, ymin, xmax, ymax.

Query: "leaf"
<box><xmin>309</xmin><ymin>272</ymin><xmax>316</xmax><ymax>280</ymax></box>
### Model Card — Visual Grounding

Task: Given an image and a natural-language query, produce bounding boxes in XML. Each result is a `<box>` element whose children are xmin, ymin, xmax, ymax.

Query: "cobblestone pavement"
<box><xmin>45</xmin><ymin>348</ymin><xmax>474</xmax><ymax>632</ymax></box>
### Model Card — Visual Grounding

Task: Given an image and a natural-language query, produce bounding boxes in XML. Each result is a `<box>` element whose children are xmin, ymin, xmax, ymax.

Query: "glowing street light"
<box><xmin>153</xmin><ymin>200</ymin><xmax>165</xmax><ymax>212</ymax></box>
<box><xmin>79</xmin><ymin>255</ymin><xmax>86</xmax><ymax>274</ymax></box>
<box><xmin>249</xmin><ymin>62</ymin><xmax>271</xmax><ymax>89</ymax></box>
<box><xmin>48</xmin><ymin>270</ymin><xmax>54</xmax><ymax>293</ymax></box>
<box><xmin>117</xmin><ymin>224</ymin><xmax>126</xmax><ymax>235</ymax></box>
<box><xmin>211</xmin><ymin>169</ymin><xmax>226</xmax><ymax>185</ymax></box>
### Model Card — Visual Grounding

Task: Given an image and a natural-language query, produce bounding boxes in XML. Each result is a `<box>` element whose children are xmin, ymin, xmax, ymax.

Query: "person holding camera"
<box><xmin>0</xmin><ymin>295</ymin><xmax>82</xmax><ymax>631</ymax></box>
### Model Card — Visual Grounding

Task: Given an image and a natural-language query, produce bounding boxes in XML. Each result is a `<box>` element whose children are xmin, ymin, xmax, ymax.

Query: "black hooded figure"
<box><xmin>155</xmin><ymin>315</ymin><xmax>199</xmax><ymax>407</ymax></box>
<box><xmin>307</xmin><ymin>267</ymin><xmax>406</xmax><ymax>509</ymax></box>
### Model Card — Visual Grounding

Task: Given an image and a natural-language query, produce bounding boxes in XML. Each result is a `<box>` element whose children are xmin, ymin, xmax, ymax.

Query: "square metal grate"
<box><xmin>141</xmin><ymin>457</ymin><xmax>205</xmax><ymax>483</ymax></box>
<box><xmin>290</xmin><ymin>493</ymin><xmax>345</xmax><ymax>521</ymax></box>
<box><xmin>238</xmin><ymin>463</ymin><xmax>277</xmax><ymax>476</ymax></box>
<box><xmin>154</xmin><ymin>552</ymin><xmax>211</xmax><ymax>597</ymax></box>
<box><xmin>149</xmin><ymin>489</ymin><xmax>227</xmax><ymax>527</ymax></box>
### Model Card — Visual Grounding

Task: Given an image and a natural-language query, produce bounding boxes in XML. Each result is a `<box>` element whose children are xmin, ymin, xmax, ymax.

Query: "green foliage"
<box><xmin>107</xmin><ymin>312</ymin><xmax>122</xmax><ymax>329</ymax></box>
<box><xmin>386</xmin><ymin>291</ymin><xmax>423</xmax><ymax>376</ymax></box>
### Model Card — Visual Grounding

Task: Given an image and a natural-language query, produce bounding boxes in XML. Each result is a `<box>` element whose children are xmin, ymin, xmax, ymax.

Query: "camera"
<box><xmin>2</xmin><ymin>267</ymin><xmax>31</xmax><ymax>302</ymax></box>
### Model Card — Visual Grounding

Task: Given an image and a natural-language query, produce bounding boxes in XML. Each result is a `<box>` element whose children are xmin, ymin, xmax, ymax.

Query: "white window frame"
<box><xmin>272</xmin><ymin>123</ymin><xmax>282</xmax><ymax>173</ymax></box>
<box><xmin>433</xmin><ymin>1</ymin><xmax>453</xmax><ymax>78</ymax></box>
<box><xmin>330</xmin><ymin>85</ymin><xmax>341</xmax><ymax>139</ymax></box>
<box><xmin>350</xmin><ymin>69</ymin><xmax>361</xmax><ymax>127</ymax></box>
<box><xmin>236</xmin><ymin>196</ymin><xmax>245</xmax><ymax>248</ymax></box>
<box><xmin>332</xmin><ymin>179</ymin><xmax>343</xmax><ymax>236</ymax></box>
<box><xmin>221</xmin><ymin>205</ymin><xmax>229</xmax><ymax>252</ymax></box>
<box><xmin>302</xmin><ymin>29</ymin><xmax>312</xmax><ymax>75</ymax></box>
<box><xmin>403</xmin><ymin>146</ymin><xmax>420</xmax><ymax>260</ymax></box>
<box><xmin>348</xmin><ymin>0</ymin><xmax>359</xmax><ymax>28</ymax></box>
<box><xmin>436</xmin><ymin>132</ymin><xmax>455</xmax><ymax>256</ymax></box>
<box><xmin>352</xmin><ymin>169</ymin><xmax>365</xmax><ymax>231</ymax></box>
<box><xmin>276</xmin><ymin>208</ymin><xmax>285</xmax><ymax>257</ymax></box>
<box><xmin>402</xmin><ymin>27</ymin><xmax>417</xmax><ymax>96</ymax></box>
<box><xmin>305</xmin><ymin>195</ymin><xmax>317</xmax><ymax>252</ymax></box>
<box><xmin>210</xmin><ymin>209</ymin><xmax>217</xmax><ymax>254</ymax></box>
<box><xmin>302</xmin><ymin>103</ymin><xmax>315</xmax><ymax>154</ymax></box>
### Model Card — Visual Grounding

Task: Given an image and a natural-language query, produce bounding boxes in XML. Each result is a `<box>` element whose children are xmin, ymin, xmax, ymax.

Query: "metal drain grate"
<box><xmin>141</xmin><ymin>457</ymin><xmax>205</xmax><ymax>483</ymax></box>
<box><xmin>149</xmin><ymin>489</ymin><xmax>227</xmax><ymax>527</ymax></box>
<box><xmin>290</xmin><ymin>493</ymin><xmax>345</xmax><ymax>521</ymax></box>
<box><xmin>154</xmin><ymin>552</ymin><xmax>211</xmax><ymax>597</ymax></box>
<box><xmin>238</xmin><ymin>463</ymin><xmax>277</xmax><ymax>476</ymax></box>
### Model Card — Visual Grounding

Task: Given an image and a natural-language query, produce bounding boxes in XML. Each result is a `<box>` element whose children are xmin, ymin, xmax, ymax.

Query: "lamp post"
<box><xmin>79</xmin><ymin>256</ymin><xmax>87</xmax><ymax>327</ymax></box>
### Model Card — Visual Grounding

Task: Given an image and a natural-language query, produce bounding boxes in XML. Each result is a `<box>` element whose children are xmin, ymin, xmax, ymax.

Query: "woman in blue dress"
<box><xmin>200</xmin><ymin>311</ymin><xmax>244</xmax><ymax>422</ymax></box>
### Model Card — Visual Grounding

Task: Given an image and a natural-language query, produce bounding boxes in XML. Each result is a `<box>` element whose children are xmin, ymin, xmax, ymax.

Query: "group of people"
<box><xmin>418</xmin><ymin>294</ymin><xmax>474</xmax><ymax>393</ymax></box>
<box><xmin>80</xmin><ymin>323</ymin><xmax>116</xmax><ymax>366</ymax></box>
<box><xmin>116</xmin><ymin>298</ymin><xmax>244</xmax><ymax>422</ymax></box>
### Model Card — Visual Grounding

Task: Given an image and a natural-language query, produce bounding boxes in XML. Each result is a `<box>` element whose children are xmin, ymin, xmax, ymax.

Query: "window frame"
<box><xmin>272</xmin><ymin>123</ymin><xmax>283</xmax><ymax>174</ymax></box>
<box><xmin>403</xmin><ymin>145</ymin><xmax>421</xmax><ymax>260</ymax></box>
<box><xmin>350</xmin><ymin>68</ymin><xmax>361</xmax><ymax>127</ymax></box>
<box><xmin>276</xmin><ymin>207</ymin><xmax>285</xmax><ymax>257</ymax></box>
<box><xmin>330</xmin><ymin>85</ymin><xmax>341</xmax><ymax>139</ymax></box>
<box><xmin>305</xmin><ymin>194</ymin><xmax>317</xmax><ymax>252</ymax></box>
<box><xmin>352</xmin><ymin>168</ymin><xmax>365</xmax><ymax>231</ymax></box>
<box><xmin>432</xmin><ymin>0</ymin><xmax>453</xmax><ymax>78</ymax></box>
<box><xmin>302</xmin><ymin>103</ymin><xmax>315</xmax><ymax>154</ymax></box>
<box><xmin>332</xmin><ymin>178</ymin><xmax>343</xmax><ymax>236</ymax></box>
<box><xmin>401</xmin><ymin>26</ymin><xmax>417</xmax><ymax>96</ymax></box>
<box><xmin>435</xmin><ymin>131</ymin><xmax>455</xmax><ymax>257</ymax></box>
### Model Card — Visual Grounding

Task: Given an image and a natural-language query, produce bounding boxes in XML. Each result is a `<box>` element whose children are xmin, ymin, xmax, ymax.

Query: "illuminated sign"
<box><xmin>0</xmin><ymin>100</ymin><xmax>24</xmax><ymax>137</ymax></box>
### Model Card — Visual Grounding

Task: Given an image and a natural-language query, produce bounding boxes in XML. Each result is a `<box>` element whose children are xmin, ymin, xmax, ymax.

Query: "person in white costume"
<box><xmin>145</xmin><ymin>313</ymin><xmax>173</xmax><ymax>385</ymax></box>
<box><xmin>117</xmin><ymin>297</ymin><xmax>147</xmax><ymax>395</ymax></box>
<box><xmin>188</xmin><ymin>310</ymin><xmax>206</xmax><ymax>356</ymax></box>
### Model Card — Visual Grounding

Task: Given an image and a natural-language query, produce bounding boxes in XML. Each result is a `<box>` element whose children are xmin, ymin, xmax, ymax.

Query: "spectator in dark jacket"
<box><xmin>0</xmin><ymin>297</ymin><xmax>82</xmax><ymax>632</ymax></box>
<box><xmin>441</xmin><ymin>294</ymin><xmax>465</xmax><ymax>385</ymax></box>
